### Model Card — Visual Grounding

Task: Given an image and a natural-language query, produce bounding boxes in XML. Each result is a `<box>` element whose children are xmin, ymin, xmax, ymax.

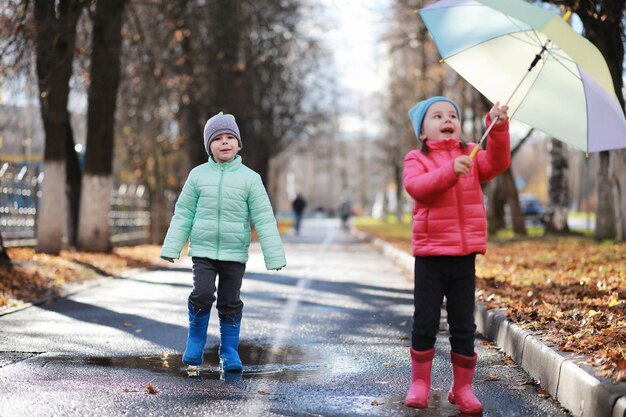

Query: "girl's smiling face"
<box><xmin>210</xmin><ymin>133</ymin><xmax>241</xmax><ymax>162</ymax></box>
<box><xmin>421</xmin><ymin>101</ymin><xmax>460</xmax><ymax>142</ymax></box>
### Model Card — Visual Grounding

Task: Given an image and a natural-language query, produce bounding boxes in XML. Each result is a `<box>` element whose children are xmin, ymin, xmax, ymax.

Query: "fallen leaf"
<box><xmin>145</xmin><ymin>384</ymin><xmax>158</xmax><ymax>394</ymax></box>
<box><xmin>258</xmin><ymin>390</ymin><xmax>271</xmax><ymax>395</ymax></box>
<box><xmin>520</xmin><ymin>379</ymin><xmax>538</xmax><ymax>386</ymax></box>
<box><xmin>501</xmin><ymin>357</ymin><xmax>515</xmax><ymax>366</ymax></box>
<box><xmin>371</xmin><ymin>400</ymin><xmax>382</xmax><ymax>406</ymax></box>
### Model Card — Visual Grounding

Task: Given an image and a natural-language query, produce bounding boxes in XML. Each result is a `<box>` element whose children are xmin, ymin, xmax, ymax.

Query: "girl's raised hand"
<box><xmin>489</xmin><ymin>101</ymin><xmax>509</xmax><ymax>124</ymax></box>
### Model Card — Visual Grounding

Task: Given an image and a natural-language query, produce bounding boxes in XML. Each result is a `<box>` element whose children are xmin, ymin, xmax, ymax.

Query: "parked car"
<box><xmin>519</xmin><ymin>193</ymin><xmax>545</xmax><ymax>224</ymax></box>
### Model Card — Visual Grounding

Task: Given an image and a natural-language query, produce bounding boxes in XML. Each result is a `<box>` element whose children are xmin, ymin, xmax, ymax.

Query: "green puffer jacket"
<box><xmin>160</xmin><ymin>155</ymin><xmax>286</xmax><ymax>270</ymax></box>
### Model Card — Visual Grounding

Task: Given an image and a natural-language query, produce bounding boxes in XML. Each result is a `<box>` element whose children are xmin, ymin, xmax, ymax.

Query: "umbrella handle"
<box><xmin>469</xmin><ymin>115</ymin><xmax>499</xmax><ymax>159</ymax></box>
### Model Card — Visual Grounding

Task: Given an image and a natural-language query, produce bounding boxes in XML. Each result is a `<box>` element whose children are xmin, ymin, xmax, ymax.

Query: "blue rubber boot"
<box><xmin>219</xmin><ymin>313</ymin><xmax>243</xmax><ymax>372</ymax></box>
<box><xmin>182</xmin><ymin>301</ymin><xmax>211</xmax><ymax>366</ymax></box>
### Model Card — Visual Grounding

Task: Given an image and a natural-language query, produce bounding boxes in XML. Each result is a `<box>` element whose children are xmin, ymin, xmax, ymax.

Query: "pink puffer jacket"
<box><xmin>402</xmin><ymin>117</ymin><xmax>510</xmax><ymax>257</ymax></box>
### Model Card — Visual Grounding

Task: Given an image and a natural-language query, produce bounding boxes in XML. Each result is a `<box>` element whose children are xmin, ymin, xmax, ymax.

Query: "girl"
<box><xmin>403</xmin><ymin>96</ymin><xmax>510</xmax><ymax>413</ymax></box>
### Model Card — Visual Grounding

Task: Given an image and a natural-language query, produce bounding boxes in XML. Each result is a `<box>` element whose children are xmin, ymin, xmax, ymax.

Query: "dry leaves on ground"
<box><xmin>476</xmin><ymin>237</ymin><xmax>626</xmax><ymax>383</ymax></box>
<box><xmin>0</xmin><ymin>245</ymin><xmax>164</xmax><ymax>311</ymax></box>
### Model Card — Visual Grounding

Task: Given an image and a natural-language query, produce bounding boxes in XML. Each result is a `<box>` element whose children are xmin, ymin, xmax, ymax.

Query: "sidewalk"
<box><xmin>355</xmin><ymin>230</ymin><xmax>626</xmax><ymax>417</ymax></box>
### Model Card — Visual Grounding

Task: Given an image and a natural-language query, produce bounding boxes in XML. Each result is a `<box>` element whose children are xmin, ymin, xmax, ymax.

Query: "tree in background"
<box><xmin>77</xmin><ymin>0</ymin><xmax>127</xmax><ymax>252</ymax></box>
<box><xmin>113</xmin><ymin>0</ymin><xmax>331</xmax><ymax>241</ymax></box>
<box><xmin>0</xmin><ymin>230</ymin><xmax>11</xmax><ymax>267</ymax></box>
<box><xmin>1</xmin><ymin>1</ymin><xmax>85</xmax><ymax>251</ymax></box>
<box><xmin>542</xmin><ymin>0</ymin><xmax>625</xmax><ymax>240</ymax></box>
<box><xmin>33</xmin><ymin>0</ymin><xmax>85</xmax><ymax>255</ymax></box>
<box><xmin>544</xmin><ymin>139</ymin><xmax>570</xmax><ymax>233</ymax></box>
<box><xmin>384</xmin><ymin>0</ymin><xmax>447</xmax><ymax>221</ymax></box>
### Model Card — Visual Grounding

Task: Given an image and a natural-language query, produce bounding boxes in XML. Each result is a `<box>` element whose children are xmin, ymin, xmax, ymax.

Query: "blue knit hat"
<box><xmin>408</xmin><ymin>96</ymin><xmax>461</xmax><ymax>141</ymax></box>
<box><xmin>203</xmin><ymin>112</ymin><xmax>242</xmax><ymax>155</ymax></box>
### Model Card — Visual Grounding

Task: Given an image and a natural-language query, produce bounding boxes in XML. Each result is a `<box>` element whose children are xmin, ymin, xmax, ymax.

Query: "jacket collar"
<box><xmin>425</xmin><ymin>138</ymin><xmax>461</xmax><ymax>151</ymax></box>
<box><xmin>209</xmin><ymin>154</ymin><xmax>242</xmax><ymax>171</ymax></box>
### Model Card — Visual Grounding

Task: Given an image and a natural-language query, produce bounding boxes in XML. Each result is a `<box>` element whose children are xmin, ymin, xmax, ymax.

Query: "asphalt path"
<box><xmin>0</xmin><ymin>218</ymin><xmax>571</xmax><ymax>416</ymax></box>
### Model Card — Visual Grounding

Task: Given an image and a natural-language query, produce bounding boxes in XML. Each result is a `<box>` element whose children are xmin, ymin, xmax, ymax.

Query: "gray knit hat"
<box><xmin>203</xmin><ymin>112</ymin><xmax>242</xmax><ymax>155</ymax></box>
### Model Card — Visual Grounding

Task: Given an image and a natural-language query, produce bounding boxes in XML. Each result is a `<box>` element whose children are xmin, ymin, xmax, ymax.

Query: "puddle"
<box><xmin>378</xmin><ymin>391</ymin><xmax>507</xmax><ymax>417</ymax></box>
<box><xmin>379</xmin><ymin>391</ymin><xmax>469</xmax><ymax>417</ymax></box>
<box><xmin>44</xmin><ymin>343</ymin><xmax>330</xmax><ymax>381</ymax></box>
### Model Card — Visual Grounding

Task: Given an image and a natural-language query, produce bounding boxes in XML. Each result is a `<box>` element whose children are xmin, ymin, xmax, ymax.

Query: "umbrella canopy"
<box><xmin>419</xmin><ymin>0</ymin><xmax>626</xmax><ymax>153</ymax></box>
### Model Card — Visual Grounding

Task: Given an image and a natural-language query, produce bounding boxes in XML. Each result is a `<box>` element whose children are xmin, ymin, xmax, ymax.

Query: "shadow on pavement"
<box><xmin>39</xmin><ymin>298</ymin><xmax>187</xmax><ymax>352</ymax></box>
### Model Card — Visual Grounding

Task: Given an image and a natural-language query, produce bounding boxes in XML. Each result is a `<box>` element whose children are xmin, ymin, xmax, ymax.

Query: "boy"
<box><xmin>161</xmin><ymin>112</ymin><xmax>286</xmax><ymax>374</ymax></box>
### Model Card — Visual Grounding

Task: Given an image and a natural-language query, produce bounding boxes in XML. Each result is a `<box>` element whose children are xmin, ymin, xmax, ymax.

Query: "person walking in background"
<box><xmin>160</xmin><ymin>112</ymin><xmax>286</xmax><ymax>376</ymax></box>
<box><xmin>339</xmin><ymin>199</ymin><xmax>352</xmax><ymax>231</ymax></box>
<box><xmin>291</xmin><ymin>194</ymin><xmax>307</xmax><ymax>235</ymax></box>
<box><xmin>402</xmin><ymin>96</ymin><xmax>510</xmax><ymax>413</ymax></box>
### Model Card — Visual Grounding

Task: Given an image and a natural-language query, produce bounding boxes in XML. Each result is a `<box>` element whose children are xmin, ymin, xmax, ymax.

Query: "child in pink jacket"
<box><xmin>402</xmin><ymin>96</ymin><xmax>510</xmax><ymax>413</ymax></box>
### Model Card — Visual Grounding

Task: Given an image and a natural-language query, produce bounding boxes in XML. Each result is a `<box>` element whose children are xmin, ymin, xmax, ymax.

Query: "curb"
<box><xmin>356</xmin><ymin>230</ymin><xmax>626</xmax><ymax>417</ymax></box>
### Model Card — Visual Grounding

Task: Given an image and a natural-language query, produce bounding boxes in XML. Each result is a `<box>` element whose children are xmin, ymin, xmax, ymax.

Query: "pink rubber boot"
<box><xmin>404</xmin><ymin>348</ymin><xmax>435</xmax><ymax>408</ymax></box>
<box><xmin>448</xmin><ymin>351</ymin><xmax>483</xmax><ymax>414</ymax></box>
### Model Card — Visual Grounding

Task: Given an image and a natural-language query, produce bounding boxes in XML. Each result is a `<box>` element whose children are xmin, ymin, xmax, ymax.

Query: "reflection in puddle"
<box><xmin>49</xmin><ymin>343</ymin><xmax>330</xmax><ymax>381</ymax></box>
<box><xmin>380</xmin><ymin>391</ymin><xmax>477</xmax><ymax>417</ymax></box>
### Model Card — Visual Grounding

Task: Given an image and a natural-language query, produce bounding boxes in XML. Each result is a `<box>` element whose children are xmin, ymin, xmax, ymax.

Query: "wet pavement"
<box><xmin>0</xmin><ymin>218</ymin><xmax>571</xmax><ymax>416</ymax></box>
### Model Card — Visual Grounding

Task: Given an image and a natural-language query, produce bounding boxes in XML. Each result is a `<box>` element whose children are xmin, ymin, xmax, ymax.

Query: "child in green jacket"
<box><xmin>160</xmin><ymin>112</ymin><xmax>286</xmax><ymax>375</ymax></box>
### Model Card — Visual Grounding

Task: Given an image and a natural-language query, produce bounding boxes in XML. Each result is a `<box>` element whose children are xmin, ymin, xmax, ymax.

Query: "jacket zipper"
<box><xmin>216</xmin><ymin>164</ymin><xmax>225</xmax><ymax>258</ymax></box>
<box><xmin>449</xmin><ymin>150</ymin><xmax>468</xmax><ymax>254</ymax></box>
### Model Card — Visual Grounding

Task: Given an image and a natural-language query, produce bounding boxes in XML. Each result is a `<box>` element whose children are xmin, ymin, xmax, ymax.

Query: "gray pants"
<box><xmin>189</xmin><ymin>257</ymin><xmax>245</xmax><ymax>317</ymax></box>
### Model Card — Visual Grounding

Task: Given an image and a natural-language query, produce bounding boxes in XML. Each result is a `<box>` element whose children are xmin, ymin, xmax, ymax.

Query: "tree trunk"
<box><xmin>487</xmin><ymin>180</ymin><xmax>505</xmax><ymax>235</ymax></box>
<box><xmin>181</xmin><ymin>100</ymin><xmax>206</xmax><ymax>169</ymax></box>
<box><xmin>596</xmin><ymin>151</ymin><xmax>616</xmax><ymax>239</ymax></box>
<box><xmin>501</xmin><ymin>168</ymin><xmax>526</xmax><ymax>235</ymax></box>
<box><xmin>0</xmin><ymin>229</ymin><xmax>11</xmax><ymax>267</ymax></box>
<box><xmin>176</xmin><ymin>1</ymin><xmax>206</xmax><ymax>170</ymax></box>
<box><xmin>544</xmin><ymin>139</ymin><xmax>570</xmax><ymax>234</ymax></box>
<box><xmin>65</xmin><ymin>126</ymin><xmax>82</xmax><ymax>248</ymax></box>
<box><xmin>34</xmin><ymin>0</ymin><xmax>84</xmax><ymax>255</ymax></box>
<box><xmin>77</xmin><ymin>0</ymin><xmax>126</xmax><ymax>252</ymax></box>
<box><xmin>610</xmin><ymin>150</ymin><xmax>626</xmax><ymax>240</ymax></box>
<box><xmin>562</xmin><ymin>0</ymin><xmax>625</xmax><ymax>240</ymax></box>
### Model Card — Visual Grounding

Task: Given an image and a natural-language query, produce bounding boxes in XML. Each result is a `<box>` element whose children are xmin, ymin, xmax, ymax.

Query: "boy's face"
<box><xmin>421</xmin><ymin>101</ymin><xmax>460</xmax><ymax>142</ymax></box>
<box><xmin>210</xmin><ymin>133</ymin><xmax>241</xmax><ymax>163</ymax></box>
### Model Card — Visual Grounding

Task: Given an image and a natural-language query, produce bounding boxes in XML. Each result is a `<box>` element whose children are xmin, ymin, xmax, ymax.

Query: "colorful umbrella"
<box><xmin>419</xmin><ymin>0</ymin><xmax>626</xmax><ymax>155</ymax></box>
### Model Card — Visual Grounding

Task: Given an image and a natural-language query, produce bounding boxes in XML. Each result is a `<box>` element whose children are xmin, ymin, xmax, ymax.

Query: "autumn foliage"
<box><xmin>476</xmin><ymin>238</ymin><xmax>626</xmax><ymax>383</ymax></box>
<box><xmin>0</xmin><ymin>246</ymin><xmax>164</xmax><ymax>311</ymax></box>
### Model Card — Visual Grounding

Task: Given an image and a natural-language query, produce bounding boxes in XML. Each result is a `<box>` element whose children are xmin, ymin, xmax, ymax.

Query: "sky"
<box><xmin>316</xmin><ymin>0</ymin><xmax>391</xmax><ymax>137</ymax></box>
<box><xmin>323</xmin><ymin>0</ymin><xmax>390</xmax><ymax>95</ymax></box>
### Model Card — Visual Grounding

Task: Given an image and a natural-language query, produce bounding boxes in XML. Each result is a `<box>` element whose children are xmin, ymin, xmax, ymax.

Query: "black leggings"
<box><xmin>412</xmin><ymin>254</ymin><xmax>476</xmax><ymax>356</ymax></box>
<box><xmin>189</xmin><ymin>257</ymin><xmax>245</xmax><ymax>317</ymax></box>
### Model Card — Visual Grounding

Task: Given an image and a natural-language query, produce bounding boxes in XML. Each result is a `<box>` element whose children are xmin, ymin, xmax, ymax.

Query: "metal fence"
<box><xmin>0</xmin><ymin>162</ymin><xmax>151</xmax><ymax>247</ymax></box>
